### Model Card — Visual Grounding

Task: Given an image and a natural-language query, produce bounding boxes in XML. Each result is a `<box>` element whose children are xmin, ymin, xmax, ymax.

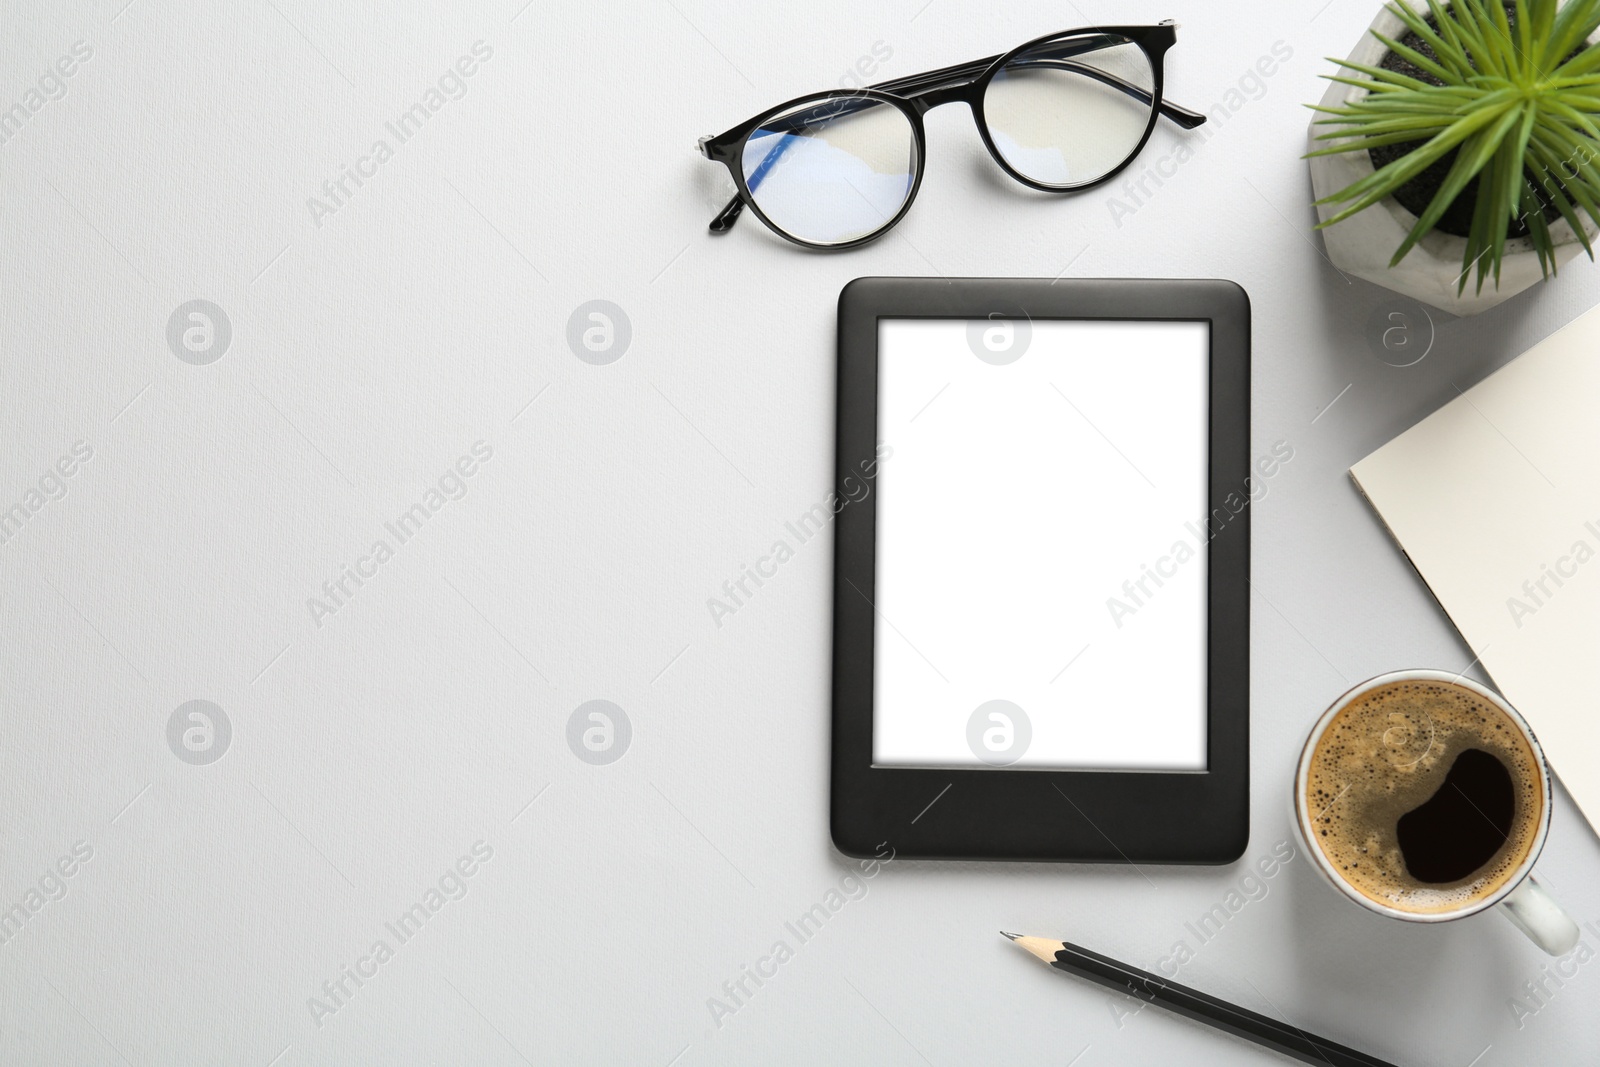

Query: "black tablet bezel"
<box><xmin>830</xmin><ymin>277</ymin><xmax>1250</xmax><ymax>864</ymax></box>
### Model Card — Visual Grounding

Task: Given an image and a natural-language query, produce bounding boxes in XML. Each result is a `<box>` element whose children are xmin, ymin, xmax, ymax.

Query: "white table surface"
<box><xmin>4</xmin><ymin>0</ymin><xmax>1599</xmax><ymax>1063</ymax></box>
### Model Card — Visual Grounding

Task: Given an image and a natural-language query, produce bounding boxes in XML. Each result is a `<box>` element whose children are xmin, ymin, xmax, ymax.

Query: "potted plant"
<box><xmin>1307</xmin><ymin>0</ymin><xmax>1600</xmax><ymax>315</ymax></box>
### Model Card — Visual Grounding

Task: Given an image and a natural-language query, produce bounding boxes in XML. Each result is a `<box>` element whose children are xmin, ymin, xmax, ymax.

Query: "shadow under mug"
<box><xmin>1293</xmin><ymin>669</ymin><xmax>1579</xmax><ymax>955</ymax></box>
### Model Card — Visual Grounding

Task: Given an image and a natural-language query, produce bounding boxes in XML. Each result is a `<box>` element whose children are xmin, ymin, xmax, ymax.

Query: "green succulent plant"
<box><xmin>1310</xmin><ymin>0</ymin><xmax>1600</xmax><ymax>294</ymax></box>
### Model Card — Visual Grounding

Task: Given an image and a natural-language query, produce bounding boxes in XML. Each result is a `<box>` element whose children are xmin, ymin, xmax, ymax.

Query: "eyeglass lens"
<box><xmin>739</xmin><ymin>97</ymin><xmax>919</xmax><ymax>247</ymax></box>
<box><xmin>982</xmin><ymin>33</ymin><xmax>1156</xmax><ymax>188</ymax></box>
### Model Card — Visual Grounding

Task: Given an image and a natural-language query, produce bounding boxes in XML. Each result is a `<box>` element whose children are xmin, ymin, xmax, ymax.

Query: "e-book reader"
<box><xmin>830</xmin><ymin>277</ymin><xmax>1250</xmax><ymax>863</ymax></box>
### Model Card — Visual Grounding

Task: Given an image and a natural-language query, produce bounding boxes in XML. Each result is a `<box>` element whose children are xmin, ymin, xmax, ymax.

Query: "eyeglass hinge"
<box><xmin>697</xmin><ymin>135</ymin><xmax>715</xmax><ymax>158</ymax></box>
<box><xmin>1160</xmin><ymin>18</ymin><xmax>1179</xmax><ymax>28</ymax></box>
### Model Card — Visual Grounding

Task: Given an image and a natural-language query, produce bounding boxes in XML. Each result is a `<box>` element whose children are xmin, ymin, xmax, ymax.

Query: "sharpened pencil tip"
<box><xmin>1000</xmin><ymin>931</ymin><xmax>1020</xmax><ymax>941</ymax></box>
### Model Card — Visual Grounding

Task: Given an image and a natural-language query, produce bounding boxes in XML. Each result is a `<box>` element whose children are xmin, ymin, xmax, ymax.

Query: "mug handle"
<box><xmin>1500</xmin><ymin>875</ymin><xmax>1579</xmax><ymax>955</ymax></box>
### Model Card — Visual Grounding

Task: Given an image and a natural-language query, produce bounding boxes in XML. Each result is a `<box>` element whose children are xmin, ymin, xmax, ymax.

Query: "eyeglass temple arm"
<box><xmin>706</xmin><ymin>49</ymin><xmax>1206</xmax><ymax>233</ymax></box>
<box><xmin>709</xmin><ymin>124</ymin><xmax>800</xmax><ymax>231</ymax></box>
<box><xmin>870</xmin><ymin>46</ymin><xmax>1207</xmax><ymax>129</ymax></box>
<box><xmin>710</xmin><ymin>195</ymin><xmax>746</xmax><ymax>233</ymax></box>
<box><xmin>1158</xmin><ymin>96</ymin><xmax>1208</xmax><ymax>129</ymax></box>
<box><xmin>885</xmin><ymin>57</ymin><xmax>1206</xmax><ymax>129</ymax></box>
<box><xmin>1041</xmin><ymin>63</ymin><xmax>1207</xmax><ymax>129</ymax></box>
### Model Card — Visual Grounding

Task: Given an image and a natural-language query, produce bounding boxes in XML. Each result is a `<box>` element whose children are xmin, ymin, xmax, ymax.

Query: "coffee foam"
<box><xmin>1302</xmin><ymin>680</ymin><xmax>1543</xmax><ymax>915</ymax></box>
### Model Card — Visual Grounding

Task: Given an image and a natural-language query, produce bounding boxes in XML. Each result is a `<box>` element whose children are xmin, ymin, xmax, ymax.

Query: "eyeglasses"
<box><xmin>697</xmin><ymin>23</ymin><xmax>1205</xmax><ymax>250</ymax></box>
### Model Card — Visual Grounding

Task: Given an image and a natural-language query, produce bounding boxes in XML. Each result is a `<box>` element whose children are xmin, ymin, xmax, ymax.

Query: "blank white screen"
<box><xmin>872</xmin><ymin>318</ymin><xmax>1209</xmax><ymax>770</ymax></box>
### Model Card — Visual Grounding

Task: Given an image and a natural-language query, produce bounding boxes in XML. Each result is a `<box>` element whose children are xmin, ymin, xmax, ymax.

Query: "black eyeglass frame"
<box><xmin>697</xmin><ymin>22</ymin><xmax>1206</xmax><ymax>250</ymax></box>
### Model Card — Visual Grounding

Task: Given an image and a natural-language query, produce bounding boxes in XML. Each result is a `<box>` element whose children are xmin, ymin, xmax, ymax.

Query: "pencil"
<box><xmin>1002</xmin><ymin>933</ymin><xmax>1398</xmax><ymax>1067</ymax></box>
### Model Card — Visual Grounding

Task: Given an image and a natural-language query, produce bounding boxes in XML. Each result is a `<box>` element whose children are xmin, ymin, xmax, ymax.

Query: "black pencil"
<box><xmin>1002</xmin><ymin>933</ymin><xmax>1399</xmax><ymax>1067</ymax></box>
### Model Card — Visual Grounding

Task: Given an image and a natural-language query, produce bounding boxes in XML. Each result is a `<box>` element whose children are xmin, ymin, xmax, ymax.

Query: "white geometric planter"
<box><xmin>1308</xmin><ymin>0</ymin><xmax>1594</xmax><ymax>316</ymax></box>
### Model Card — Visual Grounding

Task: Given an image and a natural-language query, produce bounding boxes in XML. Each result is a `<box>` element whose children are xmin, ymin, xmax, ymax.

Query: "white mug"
<box><xmin>1293</xmin><ymin>669</ymin><xmax>1578</xmax><ymax>955</ymax></box>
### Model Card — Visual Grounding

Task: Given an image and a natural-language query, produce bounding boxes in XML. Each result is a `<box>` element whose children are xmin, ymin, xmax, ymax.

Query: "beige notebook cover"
<box><xmin>1351</xmin><ymin>305</ymin><xmax>1600</xmax><ymax>837</ymax></box>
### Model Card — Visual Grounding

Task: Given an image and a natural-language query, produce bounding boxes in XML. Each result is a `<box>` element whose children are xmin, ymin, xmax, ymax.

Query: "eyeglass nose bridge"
<box><xmin>904</xmin><ymin>81</ymin><xmax>983</xmax><ymax>114</ymax></box>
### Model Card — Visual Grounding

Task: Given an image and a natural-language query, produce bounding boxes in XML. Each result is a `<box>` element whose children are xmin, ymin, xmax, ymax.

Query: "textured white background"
<box><xmin>3</xmin><ymin>0</ymin><xmax>1599</xmax><ymax>1064</ymax></box>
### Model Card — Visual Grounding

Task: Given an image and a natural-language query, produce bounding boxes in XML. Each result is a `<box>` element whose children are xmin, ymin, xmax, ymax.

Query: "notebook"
<box><xmin>1351</xmin><ymin>304</ymin><xmax>1600</xmax><ymax>837</ymax></box>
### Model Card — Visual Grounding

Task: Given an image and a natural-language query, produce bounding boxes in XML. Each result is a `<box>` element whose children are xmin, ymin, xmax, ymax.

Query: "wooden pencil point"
<box><xmin>1004</xmin><ymin>934</ymin><xmax>1067</xmax><ymax>964</ymax></box>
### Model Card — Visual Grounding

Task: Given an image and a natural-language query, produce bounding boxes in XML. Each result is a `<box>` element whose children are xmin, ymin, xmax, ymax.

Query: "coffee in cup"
<box><xmin>1302</xmin><ymin>676</ymin><xmax>1542</xmax><ymax>912</ymax></box>
<box><xmin>1294</xmin><ymin>670</ymin><xmax>1578</xmax><ymax>953</ymax></box>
